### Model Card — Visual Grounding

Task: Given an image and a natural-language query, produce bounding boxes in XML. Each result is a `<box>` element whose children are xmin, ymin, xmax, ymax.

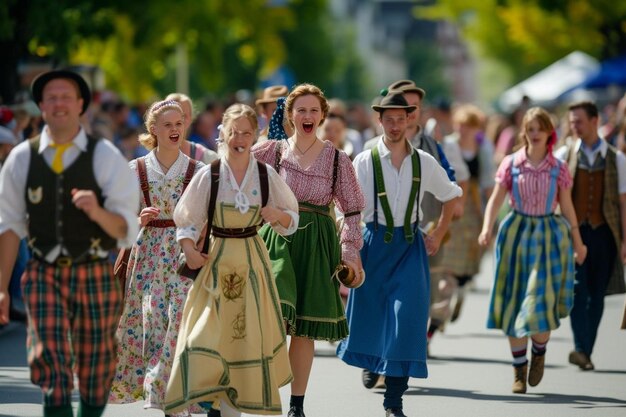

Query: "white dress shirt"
<box><xmin>0</xmin><ymin>126</ymin><xmax>140</xmax><ymax>259</ymax></box>
<box><xmin>353</xmin><ymin>139</ymin><xmax>462</xmax><ymax>227</ymax></box>
<box><xmin>554</xmin><ymin>138</ymin><xmax>626</xmax><ymax>194</ymax></box>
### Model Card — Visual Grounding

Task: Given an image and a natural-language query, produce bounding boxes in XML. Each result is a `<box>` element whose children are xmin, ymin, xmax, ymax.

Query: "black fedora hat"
<box><xmin>372</xmin><ymin>90</ymin><xmax>417</xmax><ymax>113</ymax></box>
<box><xmin>387</xmin><ymin>79</ymin><xmax>426</xmax><ymax>99</ymax></box>
<box><xmin>31</xmin><ymin>69</ymin><xmax>91</xmax><ymax>115</ymax></box>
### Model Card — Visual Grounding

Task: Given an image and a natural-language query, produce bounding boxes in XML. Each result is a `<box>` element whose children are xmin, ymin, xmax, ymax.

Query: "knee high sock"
<box><xmin>511</xmin><ymin>346</ymin><xmax>528</xmax><ymax>367</ymax></box>
<box><xmin>77</xmin><ymin>400</ymin><xmax>106</xmax><ymax>417</ymax></box>
<box><xmin>383</xmin><ymin>376</ymin><xmax>409</xmax><ymax>410</ymax></box>
<box><xmin>43</xmin><ymin>404</ymin><xmax>73</xmax><ymax>417</ymax></box>
<box><xmin>290</xmin><ymin>395</ymin><xmax>304</xmax><ymax>409</ymax></box>
<box><xmin>531</xmin><ymin>339</ymin><xmax>547</xmax><ymax>356</ymax></box>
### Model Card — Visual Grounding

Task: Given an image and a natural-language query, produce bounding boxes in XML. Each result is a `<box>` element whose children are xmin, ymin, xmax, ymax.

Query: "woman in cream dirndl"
<box><xmin>164</xmin><ymin>104</ymin><xmax>298</xmax><ymax>417</ymax></box>
<box><xmin>252</xmin><ymin>83</ymin><xmax>365</xmax><ymax>417</ymax></box>
<box><xmin>109</xmin><ymin>99</ymin><xmax>203</xmax><ymax>417</ymax></box>
<box><xmin>479</xmin><ymin>107</ymin><xmax>587</xmax><ymax>394</ymax></box>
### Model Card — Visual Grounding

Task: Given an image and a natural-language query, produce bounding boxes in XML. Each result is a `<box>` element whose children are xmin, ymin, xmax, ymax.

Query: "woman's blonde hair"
<box><xmin>284</xmin><ymin>83</ymin><xmax>329</xmax><ymax>128</ymax></box>
<box><xmin>138</xmin><ymin>100</ymin><xmax>184</xmax><ymax>150</ymax></box>
<box><xmin>217</xmin><ymin>103</ymin><xmax>258</xmax><ymax>156</ymax></box>
<box><xmin>520</xmin><ymin>106</ymin><xmax>557</xmax><ymax>151</ymax></box>
<box><xmin>452</xmin><ymin>104</ymin><xmax>484</xmax><ymax>129</ymax></box>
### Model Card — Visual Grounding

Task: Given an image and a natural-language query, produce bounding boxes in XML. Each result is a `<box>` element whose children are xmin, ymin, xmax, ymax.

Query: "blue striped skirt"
<box><xmin>487</xmin><ymin>211</ymin><xmax>575</xmax><ymax>337</ymax></box>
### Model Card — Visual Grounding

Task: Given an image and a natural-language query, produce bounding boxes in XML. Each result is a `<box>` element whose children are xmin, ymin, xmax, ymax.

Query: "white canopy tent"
<box><xmin>498</xmin><ymin>51</ymin><xmax>599</xmax><ymax>113</ymax></box>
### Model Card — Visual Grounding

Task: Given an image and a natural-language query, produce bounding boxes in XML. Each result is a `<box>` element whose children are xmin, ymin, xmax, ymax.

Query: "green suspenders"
<box><xmin>371</xmin><ymin>145</ymin><xmax>421</xmax><ymax>243</ymax></box>
<box><xmin>404</xmin><ymin>151</ymin><xmax>421</xmax><ymax>243</ymax></box>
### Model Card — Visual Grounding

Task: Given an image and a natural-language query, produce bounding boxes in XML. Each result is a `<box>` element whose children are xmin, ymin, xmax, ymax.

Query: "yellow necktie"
<box><xmin>50</xmin><ymin>142</ymin><xmax>73</xmax><ymax>174</ymax></box>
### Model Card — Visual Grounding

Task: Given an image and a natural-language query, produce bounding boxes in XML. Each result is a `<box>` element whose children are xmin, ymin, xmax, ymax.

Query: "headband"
<box><xmin>153</xmin><ymin>99</ymin><xmax>180</xmax><ymax>112</ymax></box>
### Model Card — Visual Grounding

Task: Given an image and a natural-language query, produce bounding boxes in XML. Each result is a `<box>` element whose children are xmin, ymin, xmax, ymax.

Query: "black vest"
<box><xmin>26</xmin><ymin>135</ymin><xmax>116</xmax><ymax>258</ymax></box>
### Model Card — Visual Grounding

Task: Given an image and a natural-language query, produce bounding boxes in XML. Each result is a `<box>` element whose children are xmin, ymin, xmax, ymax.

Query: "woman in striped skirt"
<box><xmin>478</xmin><ymin>107</ymin><xmax>587</xmax><ymax>394</ymax></box>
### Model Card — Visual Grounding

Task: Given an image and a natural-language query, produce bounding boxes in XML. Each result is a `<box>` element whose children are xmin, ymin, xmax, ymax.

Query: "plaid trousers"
<box><xmin>22</xmin><ymin>259</ymin><xmax>122</xmax><ymax>407</ymax></box>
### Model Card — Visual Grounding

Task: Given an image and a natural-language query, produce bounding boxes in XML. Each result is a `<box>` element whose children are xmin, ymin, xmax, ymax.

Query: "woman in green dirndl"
<box><xmin>252</xmin><ymin>83</ymin><xmax>365</xmax><ymax>417</ymax></box>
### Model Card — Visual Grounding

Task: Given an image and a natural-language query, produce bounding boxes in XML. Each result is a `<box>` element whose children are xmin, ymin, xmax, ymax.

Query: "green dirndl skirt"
<box><xmin>259</xmin><ymin>202</ymin><xmax>348</xmax><ymax>341</ymax></box>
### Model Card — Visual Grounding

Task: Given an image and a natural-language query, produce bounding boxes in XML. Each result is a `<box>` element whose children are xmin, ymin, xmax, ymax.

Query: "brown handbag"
<box><xmin>113</xmin><ymin>248</ymin><xmax>131</xmax><ymax>282</ymax></box>
<box><xmin>115</xmin><ymin>157</ymin><xmax>196</xmax><ymax>292</ymax></box>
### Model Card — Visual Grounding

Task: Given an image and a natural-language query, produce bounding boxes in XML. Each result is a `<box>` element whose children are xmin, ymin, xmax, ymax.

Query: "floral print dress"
<box><xmin>109</xmin><ymin>150</ymin><xmax>203</xmax><ymax>416</ymax></box>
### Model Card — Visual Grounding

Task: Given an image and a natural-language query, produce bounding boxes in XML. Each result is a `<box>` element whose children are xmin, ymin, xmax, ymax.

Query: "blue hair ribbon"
<box><xmin>268</xmin><ymin>97</ymin><xmax>288</xmax><ymax>140</ymax></box>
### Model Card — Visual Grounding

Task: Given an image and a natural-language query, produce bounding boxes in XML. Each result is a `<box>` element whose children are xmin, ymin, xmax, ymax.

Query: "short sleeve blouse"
<box><xmin>495</xmin><ymin>148</ymin><xmax>573</xmax><ymax>215</ymax></box>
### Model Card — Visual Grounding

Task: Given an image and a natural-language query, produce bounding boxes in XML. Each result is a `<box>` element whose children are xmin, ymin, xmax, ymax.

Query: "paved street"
<box><xmin>1</xmin><ymin>252</ymin><xmax>625</xmax><ymax>417</ymax></box>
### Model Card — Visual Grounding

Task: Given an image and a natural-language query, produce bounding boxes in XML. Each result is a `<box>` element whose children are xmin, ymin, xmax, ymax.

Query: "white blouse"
<box><xmin>174</xmin><ymin>155</ymin><xmax>299</xmax><ymax>243</ymax></box>
<box><xmin>129</xmin><ymin>150</ymin><xmax>204</xmax><ymax>218</ymax></box>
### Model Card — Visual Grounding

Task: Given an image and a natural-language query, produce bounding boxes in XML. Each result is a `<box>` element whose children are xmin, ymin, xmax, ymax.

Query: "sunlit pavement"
<box><xmin>2</xmin><ymin>251</ymin><xmax>625</xmax><ymax>416</ymax></box>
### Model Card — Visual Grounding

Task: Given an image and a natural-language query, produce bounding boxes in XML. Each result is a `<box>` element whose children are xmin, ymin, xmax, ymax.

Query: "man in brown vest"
<box><xmin>0</xmin><ymin>69</ymin><xmax>139</xmax><ymax>417</ymax></box>
<box><xmin>556</xmin><ymin>101</ymin><xmax>626</xmax><ymax>371</ymax></box>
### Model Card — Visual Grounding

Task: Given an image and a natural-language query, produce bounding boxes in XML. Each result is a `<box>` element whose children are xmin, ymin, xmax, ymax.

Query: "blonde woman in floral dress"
<box><xmin>109</xmin><ymin>100</ymin><xmax>203</xmax><ymax>417</ymax></box>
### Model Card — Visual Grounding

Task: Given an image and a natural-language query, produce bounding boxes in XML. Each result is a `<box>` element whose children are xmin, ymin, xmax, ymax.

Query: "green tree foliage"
<box><xmin>406</xmin><ymin>41</ymin><xmax>450</xmax><ymax>102</ymax></box>
<box><xmin>0</xmin><ymin>0</ymin><xmax>349</xmax><ymax>103</ymax></box>
<box><xmin>281</xmin><ymin>0</ymin><xmax>336</xmax><ymax>92</ymax></box>
<box><xmin>324</xmin><ymin>14</ymin><xmax>371</xmax><ymax>101</ymax></box>
<box><xmin>416</xmin><ymin>0</ymin><xmax>626</xmax><ymax>82</ymax></box>
<box><xmin>66</xmin><ymin>1</ymin><xmax>298</xmax><ymax>101</ymax></box>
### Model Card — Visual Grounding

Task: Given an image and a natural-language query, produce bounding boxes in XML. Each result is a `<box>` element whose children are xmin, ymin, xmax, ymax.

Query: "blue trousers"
<box><xmin>570</xmin><ymin>224</ymin><xmax>615</xmax><ymax>356</ymax></box>
<box><xmin>9</xmin><ymin>239</ymin><xmax>30</xmax><ymax>308</ymax></box>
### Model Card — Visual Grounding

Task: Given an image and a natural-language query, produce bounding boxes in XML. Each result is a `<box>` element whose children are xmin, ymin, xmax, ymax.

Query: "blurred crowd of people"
<box><xmin>4</xmin><ymin>84</ymin><xmax>626</xmax><ymax>170</ymax></box>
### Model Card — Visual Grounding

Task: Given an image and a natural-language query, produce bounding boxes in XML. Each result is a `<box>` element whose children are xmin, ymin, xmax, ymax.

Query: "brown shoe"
<box><xmin>528</xmin><ymin>354</ymin><xmax>545</xmax><ymax>386</ymax></box>
<box><xmin>512</xmin><ymin>364</ymin><xmax>527</xmax><ymax>394</ymax></box>
<box><xmin>568</xmin><ymin>350</ymin><xmax>594</xmax><ymax>371</ymax></box>
<box><xmin>374</xmin><ymin>375</ymin><xmax>386</xmax><ymax>389</ymax></box>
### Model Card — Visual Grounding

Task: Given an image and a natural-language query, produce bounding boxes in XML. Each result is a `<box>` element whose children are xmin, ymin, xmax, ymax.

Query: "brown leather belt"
<box><xmin>147</xmin><ymin>219</ymin><xmax>176</xmax><ymax>228</ymax></box>
<box><xmin>33</xmin><ymin>255</ymin><xmax>107</xmax><ymax>268</ymax></box>
<box><xmin>212</xmin><ymin>226</ymin><xmax>258</xmax><ymax>238</ymax></box>
<box><xmin>298</xmin><ymin>204</ymin><xmax>331</xmax><ymax>218</ymax></box>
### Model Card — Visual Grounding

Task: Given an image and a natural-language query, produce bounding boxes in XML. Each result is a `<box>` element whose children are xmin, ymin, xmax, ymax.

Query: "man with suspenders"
<box><xmin>337</xmin><ymin>91</ymin><xmax>461</xmax><ymax>417</ymax></box>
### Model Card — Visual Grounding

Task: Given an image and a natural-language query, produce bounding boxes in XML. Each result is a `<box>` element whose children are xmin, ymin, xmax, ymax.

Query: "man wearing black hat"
<box><xmin>337</xmin><ymin>91</ymin><xmax>462</xmax><ymax>417</ymax></box>
<box><xmin>0</xmin><ymin>69</ymin><xmax>139</xmax><ymax>417</ymax></box>
<box><xmin>365</xmin><ymin>81</ymin><xmax>464</xmax><ymax>358</ymax></box>
<box><xmin>376</xmin><ymin>80</ymin><xmax>457</xmax><ymax>227</ymax></box>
